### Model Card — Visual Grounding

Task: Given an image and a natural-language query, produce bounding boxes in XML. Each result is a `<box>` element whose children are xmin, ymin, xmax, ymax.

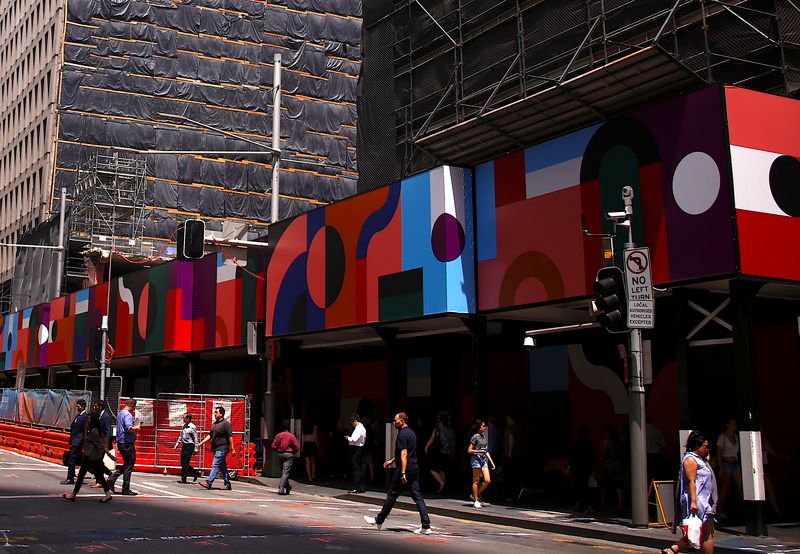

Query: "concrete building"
<box><xmin>0</xmin><ymin>0</ymin><xmax>63</xmax><ymax>307</ymax></box>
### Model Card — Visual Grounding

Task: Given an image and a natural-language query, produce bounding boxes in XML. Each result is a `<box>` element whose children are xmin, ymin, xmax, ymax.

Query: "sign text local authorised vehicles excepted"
<box><xmin>624</xmin><ymin>247</ymin><xmax>654</xmax><ymax>329</ymax></box>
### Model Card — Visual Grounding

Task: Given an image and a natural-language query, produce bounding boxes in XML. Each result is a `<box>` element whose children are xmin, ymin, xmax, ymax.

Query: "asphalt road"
<box><xmin>0</xmin><ymin>448</ymin><xmax>646</xmax><ymax>553</ymax></box>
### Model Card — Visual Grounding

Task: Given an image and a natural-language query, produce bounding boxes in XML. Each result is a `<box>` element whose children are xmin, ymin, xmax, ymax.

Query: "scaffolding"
<box><xmin>67</xmin><ymin>154</ymin><xmax>152</xmax><ymax>280</ymax></box>
<box><xmin>358</xmin><ymin>0</ymin><xmax>800</xmax><ymax>186</ymax></box>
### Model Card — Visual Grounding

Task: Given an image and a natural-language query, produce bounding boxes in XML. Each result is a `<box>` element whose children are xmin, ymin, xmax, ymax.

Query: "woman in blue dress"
<box><xmin>661</xmin><ymin>431</ymin><xmax>717</xmax><ymax>554</ymax></box>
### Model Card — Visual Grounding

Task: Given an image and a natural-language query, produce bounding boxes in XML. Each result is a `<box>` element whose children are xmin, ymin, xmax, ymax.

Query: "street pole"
<box><xmin>270</xmin><ymin>53</ymin><xmax>282</xmax><ymax>224</ymax></box>
<box><xmin>622</xmin><ymin>186</ymin><xmax>649</xmax><ymax>527</ymax></box>
<box><xmin>55</xmin><ymin>188</ymin><xmax>66</xmax><ymax>298</ymax></box>
<box><xmin>261</xmin><ymin>54</ymin><xmax>282</xmax><ymax>476</ymax></box>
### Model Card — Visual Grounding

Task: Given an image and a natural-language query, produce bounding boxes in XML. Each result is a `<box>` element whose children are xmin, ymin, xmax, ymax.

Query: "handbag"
<box><xmin>681</xmin><ymin>514</ymin><xmax>703</xmax><ymax>549</ymax></box>
<box><xmin>61</xmin><ymin>450</ymin><xmax>71</xmax><ymax>467</ymax></box>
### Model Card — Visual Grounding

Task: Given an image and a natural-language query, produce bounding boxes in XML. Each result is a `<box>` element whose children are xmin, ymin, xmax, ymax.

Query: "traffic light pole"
<box><xmin>621</xmin><ymin>187</ymin><xmax>649</xmax><ymax>527</ymax></box>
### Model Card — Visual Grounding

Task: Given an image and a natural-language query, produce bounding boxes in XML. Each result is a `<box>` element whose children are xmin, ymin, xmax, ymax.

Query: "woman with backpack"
<box><xmin>61</xmin><ymin>411</ymin><xmax>113</xmax><ymax>503</ymax></box>
<box><xmin>425</xmin><ymin>413</ymin><xmax>456</xmax><ymax>494</ymax></box>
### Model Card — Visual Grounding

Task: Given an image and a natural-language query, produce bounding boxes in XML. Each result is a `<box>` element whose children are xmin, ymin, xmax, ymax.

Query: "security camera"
<box><xmin>605</xmin><ymin>211</ymin><xmax>628</xmax><ymax>222</ymax></box>
<box><xmin>622</xmin><ymin>186</ymin><xmax>634</xmax><ymax>214</ymax></box>
<box><xmin>523</xmin><ymin>336</ymin><xmax>537</xmax><ymax>349</ymax></box>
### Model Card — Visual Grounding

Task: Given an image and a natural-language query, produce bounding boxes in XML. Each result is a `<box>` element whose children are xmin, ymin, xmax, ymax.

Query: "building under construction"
<box><xmin>6</xmin><ymin>0</ymin><xmax>363</xmax><ymax>309</ymax></box>
<box><xmin>359</xmin><ymin>0</ymin><xmax>800</xmax><ymax>190</ymax></box>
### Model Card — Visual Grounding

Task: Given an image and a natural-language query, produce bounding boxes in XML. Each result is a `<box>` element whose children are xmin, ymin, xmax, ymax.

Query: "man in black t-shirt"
<box><xmin>364</xmin><ymin>412</ymin><xmax>431</xmax><ymax>534</ymax></box>
<box><xmin>197</xmin><ymin>406</ymin><xmax>236</xmax><ymax>491</ymax></box>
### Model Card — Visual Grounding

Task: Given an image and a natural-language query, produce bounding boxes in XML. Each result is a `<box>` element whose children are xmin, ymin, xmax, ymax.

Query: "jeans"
<box><xmin>180</xmin><ymin>443</ymin><xmax>198</xmax><ymax>482</ymax></box>
<box><xmin>376</xmin><ymin>469</ymin><xmax>430</xmax><ymax>529</ymax></box>
<box><xmin>109</xmin><ymin>442</ymin><xmax>136</xmax><ymax>492</ymax></box>
<box><xmin>278</xmin><ymin>452</ymin><xmax>294</xmax><ymax>493</ymax></box>
<box><xmin>206</xmin><ymin>449</ymin><xmax>231</xmax><ymax>487</ymax></box>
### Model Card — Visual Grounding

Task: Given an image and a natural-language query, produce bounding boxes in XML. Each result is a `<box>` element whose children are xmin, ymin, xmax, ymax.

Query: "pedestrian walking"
<box><xmin>91</xmin><ymin>400</ymin><xmax>115</xmax><ymax>489</ymax></box>
<box><xmin>468</xmin><ymin>419</ymin><xmax>496</xmax><ymax>508</ymax></box>
<box><xmin>363</xmin><ymin>412</ymin><xmax>432</xmax><ymax>535</ymax></box>
<box><xmin>301</xmin><ymin>421</ymin><xmax>318</xmax><ymax>483</ymax></box>
<box><xmin>61</xmin><ymin>412</ymin><xmax>113</xmax><ymax>503</ymax></box>
<box><xmin>173</xmin><ymin>412</ymin><xmax>199</xmax><ymax>483</ymax></box>
<box><xmin>108</xmin><ymin>398</ymin><xmax>141</xmax><ymax>496</ymax></box>
<box><xmin>659</xmin><ymin>431</ymin><xmax>717</xmax><ymax>554</ymax></box>
<box><xmin>197</xmin><ymin>405</ymin><xmax>235</xmax><ymax>491</ymax></box>
<box><xmin>272</xmin><ymin>419</ymin><xmax>300</xmax><ymax>495</ymax></box>
<box><xmin>61</xmin><ymin>399</ymin><xmax>88</xmax><ymax>485</ymax></box>
<box><xmin>424</xmin><ymin>412</ymin><xmax>455</xmax><ymax>494</ymax></box>
<box><xmin>345</xmin><ymin>414</ymin><xmax>366</xmax><ymax>493</ymax></box>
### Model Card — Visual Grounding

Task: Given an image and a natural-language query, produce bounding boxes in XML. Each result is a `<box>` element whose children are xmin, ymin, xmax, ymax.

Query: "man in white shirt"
<box><xmin>346</xmin><ymin>414</ymin><xmax>367</xmax><ymax>493</ymax></box>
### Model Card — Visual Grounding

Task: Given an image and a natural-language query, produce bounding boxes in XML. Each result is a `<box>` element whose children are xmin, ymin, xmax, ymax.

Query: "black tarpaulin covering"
<box><xmin>57</xmin><ymin>0</ymin><xmax>362</xmax><ymax>240</ymax></box>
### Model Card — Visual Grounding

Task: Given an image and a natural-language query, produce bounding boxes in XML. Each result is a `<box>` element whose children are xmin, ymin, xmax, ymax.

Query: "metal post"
<box><xmin>270</xmin><ymin>54</ymin><xmax>282</xmax><ymax>224</ymax></box>
<box><xmin>99</xmin><ymin>315</ymin><xmax>108</xmax><ymax>400</ymax></box>
<box><xmin>55</xmin><ymin>187</ymin><xmax>66</xmax><ymax>298</ymax></box>
<box><xmin>262</xmin><ymin>341</ymin><xmax>277</xmax><ymax>477</ymax></box>
<box><xmin>622</xmin><ymin>186</ymin><xmax>649</xmax><ymax>527</ymax></box>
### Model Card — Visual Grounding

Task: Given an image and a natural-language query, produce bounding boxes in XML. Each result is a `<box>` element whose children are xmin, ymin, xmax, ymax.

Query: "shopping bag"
<box><xmin>681</xmin><ymin>514</ymin><xmax>703</xmax><ymax>549</ymax></box>
<box><xmin>103</xmin><ymin>450</ymin><xmax>116</xmax><ymax>472</ymax></box>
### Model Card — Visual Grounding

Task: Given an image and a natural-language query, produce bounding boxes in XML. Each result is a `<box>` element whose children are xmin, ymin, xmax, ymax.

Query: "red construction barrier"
<box><xmin>0</xmin><ymin>421</ymin><xmax>68</xmax><ymax>465</ymax></box>
<box><xmin>1</xmin><ymin>393</ymin><xmax>252</xmax><ymax>476</ymax></box>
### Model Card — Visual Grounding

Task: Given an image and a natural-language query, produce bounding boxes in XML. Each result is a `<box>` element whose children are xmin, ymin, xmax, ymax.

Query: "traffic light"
<box><xmin>177</xmin><ymin>219</ymin><xmax>205</xmax><ymax>260</ymax></box>
<box><xmin>591</xmin><ymin>266</ymin><xmax>628</xmax><ymax>333</ymax></box>
<box><xmin>90</xmin><ymin>327</ymin><xmax>103</xmax><ymax>368</ymax></box>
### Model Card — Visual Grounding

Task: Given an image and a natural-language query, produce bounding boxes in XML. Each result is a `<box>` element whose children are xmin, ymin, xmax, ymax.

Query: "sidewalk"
<box><xmin>239</xmin><ymin>475</ymin><xmax>800</xmax><ymax>553</ymax></box>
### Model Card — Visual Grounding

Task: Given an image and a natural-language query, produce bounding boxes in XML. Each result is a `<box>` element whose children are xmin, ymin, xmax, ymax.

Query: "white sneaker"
<box><xmin>364</xmin><ymin>515</ymin><xmax>382</xmax><ymax>529</ymax></box>
<box><xmin>413</xmin><ymin>526</ymin><xmax>432</xmax><ymax>535</ymax></box>
<box><xmin>473</xmin><ymin>501</ymin><xmax>482</xmax><ymax>509</ymax></box>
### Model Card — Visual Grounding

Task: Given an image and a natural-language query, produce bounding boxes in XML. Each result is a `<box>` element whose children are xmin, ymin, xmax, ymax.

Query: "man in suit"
<box><xmin>61</xmin><ymin>399</ymin><xmax>88</xmax><ymax>485</ymax></box>
<box><xmin>91</xmin><ymin>400</ymin><xmax>115</xmax><ymax>488</ymax></box>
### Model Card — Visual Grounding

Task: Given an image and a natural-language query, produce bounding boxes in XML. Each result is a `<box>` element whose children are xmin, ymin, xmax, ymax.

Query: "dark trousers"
<box><xmin>278</xmin><ymin>452</ymin><xmax>294</xmax><ymax>493</ymax></box>
<box><xmin>74</xmin><ymin>458</ymin><xmax>109</xmax><ymax>495</ymax></box>
<box><xmin>65</xmin><ymin>445</ymin><xmax>82</xmax><ymax>481</ymax></box>
<box><xmin>376</xmin><ymin>469</ymin><xmax>430</xmax><ymax>529</ymax></box>
<box><xmin>350</xmin><ymin>445</ymin><xmax>365</xmax><ymax>492</ymax></box>
<box><xmin>180</xmin><ymin>443</ymin><xmax>198</xmax><ymax>482</ymax></box>
<box><xmin>109</xmin><ymin>442</ymin><xmax>136</xmax><ymax>491</ymax></box>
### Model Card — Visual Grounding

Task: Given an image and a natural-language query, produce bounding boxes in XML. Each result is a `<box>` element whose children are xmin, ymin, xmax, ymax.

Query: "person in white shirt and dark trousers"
<box><xmin>173</xmin><ymin>412</ymin><xmax>199</xmax><ymax>483</ymax></box>
<box><xmin>346</xmin><ymin>414</ymin><xmax>367</xmax><ymax>493</ymax></box>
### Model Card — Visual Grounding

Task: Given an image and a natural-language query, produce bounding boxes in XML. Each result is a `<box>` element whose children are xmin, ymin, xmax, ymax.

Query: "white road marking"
<box><xmin>130</xmin><ymin>482</ymin><xmax>187</xmax><ymax>498</ymax></box>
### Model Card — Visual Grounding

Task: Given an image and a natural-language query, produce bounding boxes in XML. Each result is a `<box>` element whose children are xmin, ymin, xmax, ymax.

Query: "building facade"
<box><xmin>0</xmin><ymin>0</ymin><xmax>63</xmax><ymax>304</ymax></box>
<box><xmin>2</xmin><ymin>0</ymin><xmax>363</xmax><ymax>310</ymax></box>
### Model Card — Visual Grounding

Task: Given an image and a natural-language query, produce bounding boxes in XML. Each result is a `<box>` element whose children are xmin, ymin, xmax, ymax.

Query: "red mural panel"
<box><xmin>727</xmin><ymin>86</ymin><xmax>800</xmax><ymax>282</ymax></box>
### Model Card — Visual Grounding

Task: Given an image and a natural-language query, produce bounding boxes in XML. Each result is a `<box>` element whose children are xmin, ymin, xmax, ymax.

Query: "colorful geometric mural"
<box><xmin>476</xmin><ymin>85</ymin><xmax>737</xmax><ymax>310</ymax></box>
<box><xmin>192</xmin><ymin>251</ymin><xmax>267</xmax><ymax>351</ymax></box>
<box><xmin>266</xmin><ymin>166</ymin><xmax>475</xmax><ymax>336</ymax></box>
<box><xmin>1</xmin><ymin>248</ymin><xmax>267</xmax><ymax>370</ymax></box>
<box><xmin>726</xmin><ymin>86</ymin><xmax>800</xmax><ymax>282</ymax></box>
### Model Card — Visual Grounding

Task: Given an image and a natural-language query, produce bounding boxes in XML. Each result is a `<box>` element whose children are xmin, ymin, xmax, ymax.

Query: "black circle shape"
<box><xmin>50</xmin><ymin>320</ymin><xmax>58</xmax><ymax>342</ymax></box>
<box><xmin>769</xmin><ymin>155</ymin><xmax>800</xmax><ymax>217</ymax></box>
<box><xmin>325</xmin><ymin>226</ymin><xmax>346</xmax><ymax>308</ymax></box>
